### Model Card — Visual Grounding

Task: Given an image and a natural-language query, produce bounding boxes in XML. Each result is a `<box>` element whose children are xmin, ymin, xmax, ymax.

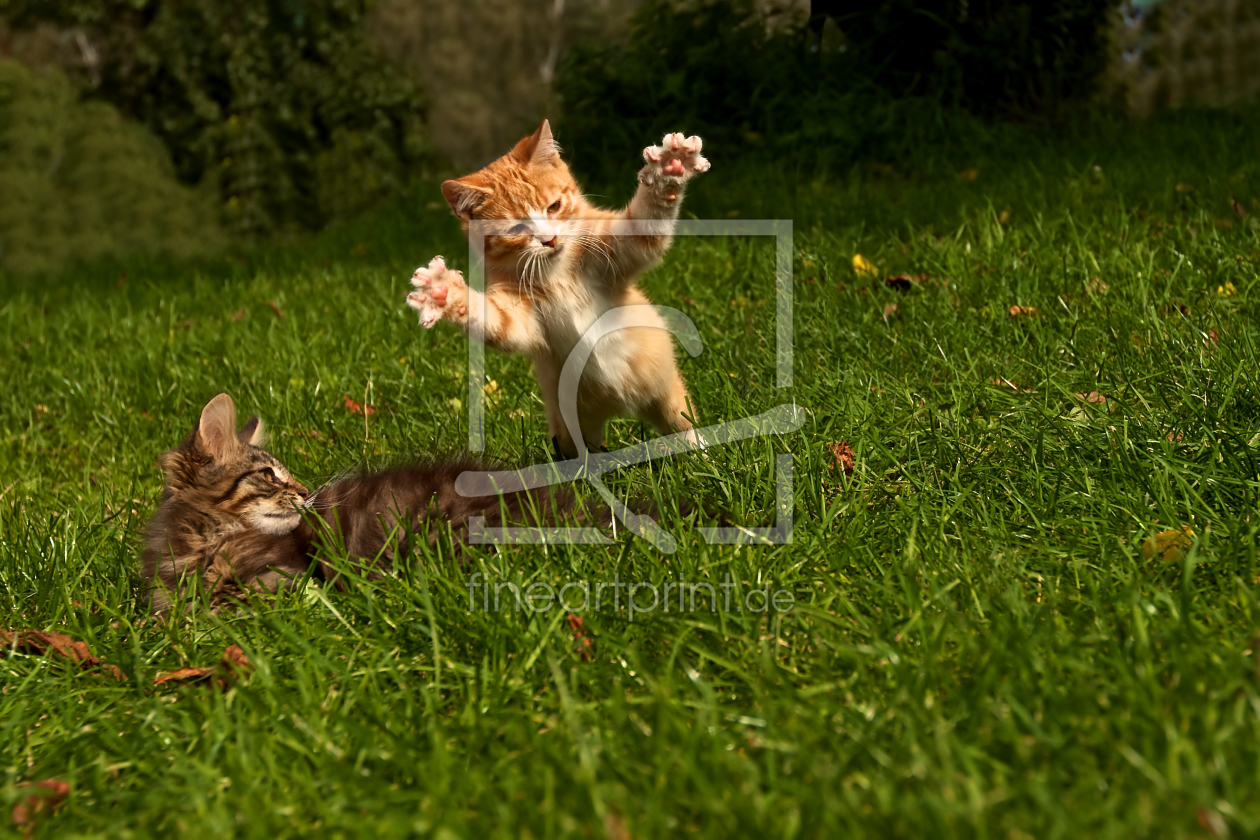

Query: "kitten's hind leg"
<box><xmin>639</xmin><ymin>373</ymin><xmax>703</xmax><ymax>449</ymax></box>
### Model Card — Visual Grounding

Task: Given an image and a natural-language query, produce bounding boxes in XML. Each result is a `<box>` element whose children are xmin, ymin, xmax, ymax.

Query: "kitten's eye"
<box><xmin>508</xmin><ymin>224</ymin><xmax>529</xmax><ymax>236</ymax></box>
<box><xmin>547</xmin><ymin>199</ymin><xmax>562</xmax><ymax>214</ymax></box>
<box><xmin>261</xmin><ymin>468</ymin><xmax>282</xmax><ymax>485</ymax></box>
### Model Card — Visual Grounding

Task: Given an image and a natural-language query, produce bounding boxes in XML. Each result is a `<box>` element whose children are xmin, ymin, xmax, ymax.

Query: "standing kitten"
<box><xmin>140</xmin><ymin>393</ymin><xmax>570</xmax><ymax>614</ymax></box>
<box><xmin>406</xmin><ymin>121</ymin><xmax>710</xmax><ymax>457</ymax></box>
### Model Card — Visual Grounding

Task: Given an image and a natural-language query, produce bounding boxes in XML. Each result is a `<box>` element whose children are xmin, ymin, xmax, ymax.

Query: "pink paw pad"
<box><xmin>639</xmin><ymin>131</ymin><xmax>711</xmax><ymax>189</ymax></box>
<box><xmin>407</xmin><ymin>255</ymin><xmax>463</xmax><ymax>329</ymax></box>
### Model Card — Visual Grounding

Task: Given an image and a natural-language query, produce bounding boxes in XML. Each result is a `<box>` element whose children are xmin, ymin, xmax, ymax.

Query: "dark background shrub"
<box><xmin>555</xmin><ymin>0</ymin><xmax>1116</xmax><ymax>196</ymax></box>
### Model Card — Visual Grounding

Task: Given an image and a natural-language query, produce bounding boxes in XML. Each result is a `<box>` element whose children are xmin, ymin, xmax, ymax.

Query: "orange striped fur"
<box><xmin>407</xmin><ymin>120</ymin><xmax>710</xmax><ymax>456</ymax></box>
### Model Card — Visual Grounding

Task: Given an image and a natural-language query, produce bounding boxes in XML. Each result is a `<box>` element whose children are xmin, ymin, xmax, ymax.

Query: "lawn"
<box><xmin>3</xmin><ymin>107</ymin><xmax>1260</xmax><ymax>837</ymax></box>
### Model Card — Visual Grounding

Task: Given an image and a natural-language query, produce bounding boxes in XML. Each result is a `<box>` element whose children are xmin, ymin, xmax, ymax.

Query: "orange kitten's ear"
<box><xmin>238</xmin><ymin>416</ymin><xmax>266</xmax><ymax>447</ymax></box>
<box><xmin>518</xmin><ymin>119</ymin><xmax>560</xmax><ymax>167</ymax></box>
<box><xmin>442</xmin><ymin>178</ymin><xmax>492</xmax><ymax>220</ymax></box>
<box><xmin>196</xmin><ymin>393</ymin><xmax>238</xmax><ymax>463</ymax></box>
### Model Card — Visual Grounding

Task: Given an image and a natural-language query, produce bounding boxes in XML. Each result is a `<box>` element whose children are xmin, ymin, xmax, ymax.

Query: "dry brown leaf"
<box><xmin>267</xmin><ymin>300</ymin><xmax>285</xmax><ymax>319</ymax></box>
<box><xmin>1076</xmin><ymin>391</ymin><xmax>1107</xmax><ymax>404</ymax></box>
<box><xmin>11</xmin><ymin>779</ymin><xmax>69</xmax><ymax>829</ymax></box>
<box><xmin>1234</xmin><ymin>198</ymin><xmax>1248</xmax><ymax>219</ymax></box>
<box><xmin>882</xmin><ymin>303</ymin><xmax>898</xmax><ymax>319</ymax></box>
<box><xmin>603</xmin><ymin>811</ymin><xmax>631</xmax><ymax>840</ymax></box>
<box><xmin>152</xmin><ymin>666</ymin><xmax>216</xmax><ymax>686</ymax></box>
<box><xmin>1141</xmin><ymin>526</ymin><xmax>1194</xmax><ymax>563</ymax></box>
<box><xmin>343</xmin><ymin>395</ymin><xmax>377</xmax><ymax>417</ymax></box>
<box><xmin>1197</xmin><ymin>806</ymin><xmax>1228</xmax><ymax>838</ymax></box>
<box><xmin>828</xmin><ymin>442</ymin><xmax>855</xmax><ymax>476</ymax></box>
<box><xmin>1007</xmin><ymin>305</ymin><xmax>1037</xmax><ymax>318</ymax></box>
<box><xmin>0</xmin><ymin>630</ymin><xmax>123</xmax><ymax>680</ymax></box>
<box><xmin>567</xmin><ymin>614</ymin><xmax>593</xmax><ymax>662</ymax></box>
<box><xmin>154</xmin><ymin>644</ymin><xmax>254</xmax><ymax>690</ymax></box>
<box><xmin>960</xmin><ymin>168</ymin><xmax>979</xmax><ymax>182</ymax></box>
<box><xmin>229</xmin><ymin>307</ymin><xmax>247</xmax><ymax>322</ymax></box>
<box><xmin>1087</xmin><ymin>277</ymin><xmax>1108</xmax><ymax>293</ymax></box>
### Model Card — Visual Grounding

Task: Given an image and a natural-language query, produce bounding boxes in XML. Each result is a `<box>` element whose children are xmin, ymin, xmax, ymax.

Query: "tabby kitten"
<box><xmin>406</xmin><ymin>121</ymin><xmax>710</xmax><ymax>457</ymax></box>
<box><xmin>141</xmin><ymin>393</ymin><xmax>568</xmax><ymax>614</ymax></box>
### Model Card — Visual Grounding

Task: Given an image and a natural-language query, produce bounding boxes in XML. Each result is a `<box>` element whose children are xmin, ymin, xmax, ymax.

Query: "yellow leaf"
<box><xmin>1216</xmin><ymin>281</ymin><xmax>1236</xmax><ymax>297</ymax></box>
<box><xmin>852</xmin><ymin>254</ymin><xmax>878</xmax><ymax>278</ymax></box>
<box><xmin>1141</xmin><ymin>525</ymin><xmax>1194</xmax><ymax>563</ymax></box>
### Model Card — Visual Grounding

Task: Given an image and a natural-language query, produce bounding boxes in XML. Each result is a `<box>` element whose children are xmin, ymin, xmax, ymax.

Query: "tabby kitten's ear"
<box><xmin>196</xmin><ymin>393</ymin><xmax>239</xmax><ymax>463</ymax></box>
<box><xmin>518</xmin><ymin>119</ymin><xmax>560</xmax><ymax>167</ymax></box>
<box><xmin>237</xmin><ymin>416</ymin><xmax>266</xmax><ymax>447</ymax></box>
<box><xmin>441</xmin><ymin>177</ymin><xmax>492</xmax><ymax>220</ymax></box>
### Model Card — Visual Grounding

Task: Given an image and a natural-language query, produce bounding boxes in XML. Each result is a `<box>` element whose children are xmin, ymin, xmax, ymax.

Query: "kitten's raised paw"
<box><xmin>407</xmin><ymin>256</ymin><xmax>467</xmax><ymax>328</ymax></box>
<box><xmin>639</xmin><ymin>133</ymin><xmax>710</xmax><ymax>198</ymax></box>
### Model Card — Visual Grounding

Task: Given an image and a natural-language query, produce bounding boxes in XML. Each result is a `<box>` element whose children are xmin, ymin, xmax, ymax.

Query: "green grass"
<box><xmin>4</xmin><ymin>105</ymin><xmax>1260</xmax><ymax>837</ymax></box>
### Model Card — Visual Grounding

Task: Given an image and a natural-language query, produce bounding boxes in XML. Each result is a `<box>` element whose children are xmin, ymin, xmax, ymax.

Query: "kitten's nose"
<box><xmin>294</xmin><ymin>485</ymin><xmax>309</xmax><ymax>500</ymax></box>
<box><xmin>540</xmin><ymin>234</ymin><xmax>558</xmax><ymax>249</ymax></box>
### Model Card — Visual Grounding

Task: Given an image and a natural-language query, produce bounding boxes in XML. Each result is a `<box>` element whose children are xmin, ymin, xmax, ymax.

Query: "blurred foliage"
<box><xmin>556</xmin><ymin>0</ymin><xmax>1114</xmax><ymax>191</ymax></box>
<box><xmin>1</xmin><ymin>0</ymin><xmax>430</xmax><ymax>238</ymax></box>
<box><xmin>0</xmin><ymin>59</ymin><xmax>224</xmax><ymax>275</ymax></box>
<box><xmin>831</xmin><ymin>0</ymin><xmax>1114</xmax><ymax>114</ymax></box>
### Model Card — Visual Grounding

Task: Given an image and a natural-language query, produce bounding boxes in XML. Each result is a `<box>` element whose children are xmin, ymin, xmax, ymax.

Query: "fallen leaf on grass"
<box><xmin>267</xmin><ymin>300</ymin><xmax>285</xmax><ymax>319</ymax></box>
<box><xmin>11</xmin><ymin>779</ymin><xmax>69</xmax><ymax>830</ymax></box>
<box><xmin>1087</xmin><ymin>277</ymin><xmax>1108</xmax><ymax>293</ymax></box>
<box><xmin>960</xmin><ymin>168</ymin><xmax>979</xmax><ymax>182</ymax></box>
<box><xmin>828</xmin><ymin>442</ymin><xmax>855</xmax><ymax>476</ymax></box>
<box><xmin>993</xmin><ymin>378</ymin><xmax>1032</xmax><ymax>393</ymax></box>
<box><xmin>1007</xmin><ymin>305</ymin><xmax>1038</xmax><ymax>318</ymax></box>
<box><xmin>0</xmin><ymin>630</ymin><xmax>122</xmax><ymax>680</ymax></box>
<box><xmin>1076</xmin><ymin>391</ymin><xmax>1107</xmax><ymax>404</ymax></box>
<box><xmin>1234</xmin><ymin>198</ymin><xmax>1248</xmax><ymax>219</ymax></box>
<box><xmin>567</xmin><ymin>614</ymin><xmax>593</xmax><ymax>662</ymax></box>
<box><xmin>1197</xmin><ymin>806</ymin><xmax>1228</xmax><ymax>838</ymax></box>
<box><xmin>1141</xmin><ymin>526</ymin><xmax>1194</xmax><ymax>563</ymax></box>
<box><xmin>603</xmin><ymin>811</ymin><xmax>632</xmax><ymax>840</ymax></box>
<box><xmin>154</xmin><ymin>644</ymin><xmax>253</xmax><ymax>690</ymax></box>
<box><xmin>883</xmin><ymin>274</ymin><xmax>933</xmax><ymax>292</ymax></box>
<box><xmin>882</xmin><ymin>303</ymin><xmax>898</xmax><ymax>319</ymax></box>
<box><xmin>229</xmin><ymin>307</ymin><xmax>247</xmax><ymax>322</ymax></box>
<box><xmin>852</xmin><ymin>254</ymin><xmax>878</xmax><ymax>278</ymax></box>
<box><xmin>343</xmin><ymin>395</ymin><xmax>377</xmax><ymax>417</ymax></box>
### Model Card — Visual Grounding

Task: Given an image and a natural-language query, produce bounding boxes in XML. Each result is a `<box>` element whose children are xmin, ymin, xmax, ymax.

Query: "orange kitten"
<box><xmin>406</xmin><ymin>120</ymin><xmax>710</xmax><ymax>457</ymax></box>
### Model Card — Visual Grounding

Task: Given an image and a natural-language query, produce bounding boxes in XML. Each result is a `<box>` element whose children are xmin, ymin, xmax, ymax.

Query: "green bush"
<box><xmin>0</xmin><ymin>59</ymin><xmax>224</xmax><ymax>275</ymax></box>
<box><xmin>2</xmin><ymin>0</ymin><xmax>430</xmax><ymax>237</ymax></box>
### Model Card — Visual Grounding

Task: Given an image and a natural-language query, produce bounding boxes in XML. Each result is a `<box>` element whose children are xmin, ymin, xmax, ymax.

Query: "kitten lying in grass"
<box><xmin>140</xmin><ymin>393</ymin><xmax>572</xmax><ymax>615</ymax></box>
<box><xmin>407</xmin><ymin>120</ymin><xmax>710</xmax><ymax>457</ymax></box>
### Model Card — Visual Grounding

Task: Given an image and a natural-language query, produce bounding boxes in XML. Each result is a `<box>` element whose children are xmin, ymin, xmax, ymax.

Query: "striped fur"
<box><xmin>407</xmin><ymin>121</ymin><xmax>711</xmax><ymax>456</ymax></box>
<box><xmin>140</xmin><ymin>394</ymin><xmax>573</xmax><ymax>614</ymax></box>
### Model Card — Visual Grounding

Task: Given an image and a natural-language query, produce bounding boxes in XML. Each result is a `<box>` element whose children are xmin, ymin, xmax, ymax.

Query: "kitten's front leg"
<box><xmin>406</xmin><ymin>257</ymin><xmax>544</xmax><ymax>353</ymax></box>
<box><xmin>597</xmin><ymin>133</ymin><xmax>709</xmax><ymax>277</ymax></box>
<box><xmin>407</xmin><ymin>256</ymin><xmax>469</xmax><ymax>329</ymax></box>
